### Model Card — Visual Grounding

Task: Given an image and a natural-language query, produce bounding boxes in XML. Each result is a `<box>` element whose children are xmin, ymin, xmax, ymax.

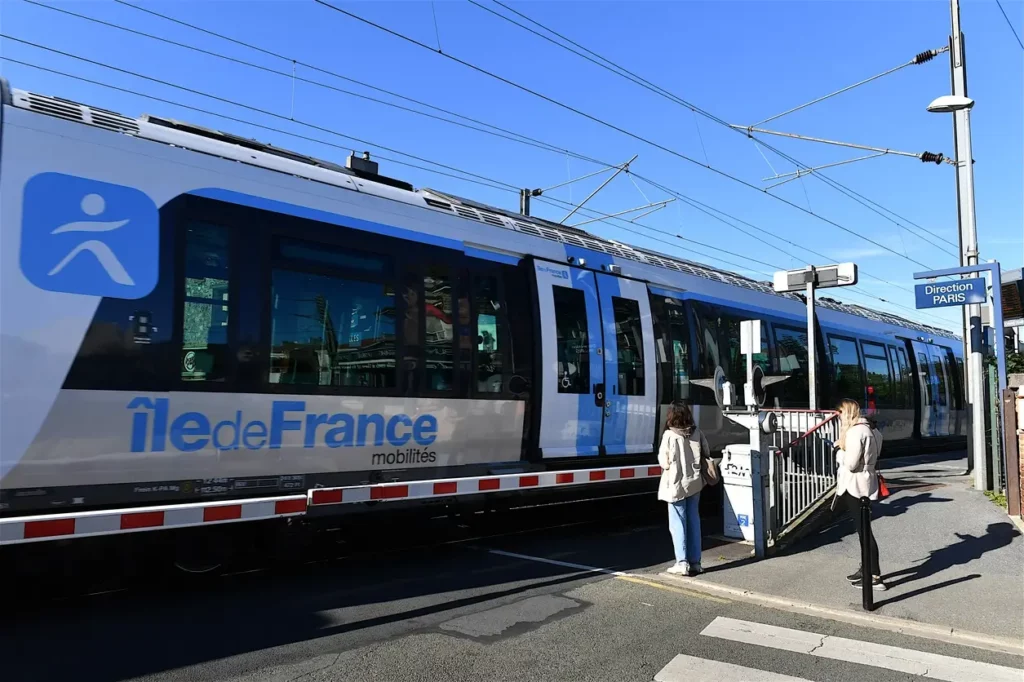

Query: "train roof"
<box><xmin>3</xmin><ymin>81</ymin><xmax>959</xmax><ymax>342</ymax></box>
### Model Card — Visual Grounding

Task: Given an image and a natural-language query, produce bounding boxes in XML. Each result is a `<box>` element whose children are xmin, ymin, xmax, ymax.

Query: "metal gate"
<box><xmin>767</xmin><ymin>410</ymin><xmax>840</xmax><ymax>539</ymax></box>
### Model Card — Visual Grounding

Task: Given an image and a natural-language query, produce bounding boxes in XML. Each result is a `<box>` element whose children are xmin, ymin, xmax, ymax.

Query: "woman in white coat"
<box><xmin>658</xmin><ymin>402</ymin><xmax>708</xmax><ymax>576</ymax></box>
<box><xmin>834</xmin><ymin>398</ymin><xmax>887</xmax><ymax>591</ymax></box>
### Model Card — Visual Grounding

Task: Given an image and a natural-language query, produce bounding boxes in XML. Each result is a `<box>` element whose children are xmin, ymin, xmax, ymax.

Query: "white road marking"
<box><xmin>653</xmin><ymin>654</ymin><xmax>811</xmax><ymax>682</ymax></box>
<box><xmin>486</xmin><ymin>548</ymin><xmax>635</xmax><ymax>576</ymax></box>
<box><xmin>701</xmin><ymin>617</ymin><xmax>1023</xmax><ymax>682</ymax></box>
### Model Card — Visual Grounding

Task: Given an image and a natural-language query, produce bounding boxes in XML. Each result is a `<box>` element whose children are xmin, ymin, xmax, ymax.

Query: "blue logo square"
<box><xmin>20</xmin><ymin>172</ymin><xmax>159</xmax><ymax>299</ymax></box>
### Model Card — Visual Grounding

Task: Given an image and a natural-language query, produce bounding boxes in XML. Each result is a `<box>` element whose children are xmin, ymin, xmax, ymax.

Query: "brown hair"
<box><xmin>665</xmin><ymin>401</ymin><xmax>695</xmax><ymax>434</ymax></box>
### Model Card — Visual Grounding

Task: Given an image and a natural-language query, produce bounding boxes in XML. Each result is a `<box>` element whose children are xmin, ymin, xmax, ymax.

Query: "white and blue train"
<box><xmin>0</xmin><ymin>80</ymin><xmax>964</xmax><ymax>527</ymax></box>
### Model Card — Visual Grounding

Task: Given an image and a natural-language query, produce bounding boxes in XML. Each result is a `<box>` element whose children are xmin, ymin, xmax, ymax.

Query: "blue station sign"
<box><xmin>914</xmin><ymin>277</ymin><xmax>987</xmax><ymax>309</ymax></box>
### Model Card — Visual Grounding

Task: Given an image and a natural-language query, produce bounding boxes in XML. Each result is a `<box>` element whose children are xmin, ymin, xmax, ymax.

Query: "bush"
<box><xmin>1008</xmin><ymin>351</ymin><xmax>1024</xmax><ymax>375</ymax></box>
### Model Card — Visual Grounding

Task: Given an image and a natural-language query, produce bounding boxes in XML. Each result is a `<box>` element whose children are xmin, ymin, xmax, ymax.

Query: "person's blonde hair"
<box><xmin>837</xmin><ymin>399</ymin><xmax>861</xmax><ymax>450</ymax></box>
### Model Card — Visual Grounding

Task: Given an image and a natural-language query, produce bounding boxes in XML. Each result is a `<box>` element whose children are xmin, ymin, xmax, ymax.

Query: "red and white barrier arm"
<box><xmin>0</xmin><ymin>495</ymin><xmax>308</xmax><ymax>546</ymax></box>
<box><xmin>309</xmin><ymin>464</ymin><xmax>662</xmax><ymax>506</ymax></box>
<box><xmin>0</xmin><ymin>464</ymin><xmax>663</xmax><ymax>545</ymax></box>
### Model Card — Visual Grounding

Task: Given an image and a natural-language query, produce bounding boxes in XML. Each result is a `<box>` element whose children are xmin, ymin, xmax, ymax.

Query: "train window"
<box><xmin>888</xmin><ymin>346</ymin><xmax>911</xmax><ymax>408</ymax></box>
<box><xmin>553</xmin><ymin>286</ymin><xmax>590</xmax><ymax>394</ymax></box>
<box><xmin>690</xmin><ymin>302</ymin><xmax>720</xmax><ymax>382</ymax></box>
<box><xmin>861</xmin><ymin>341</ymin><xmax>893</xmax><ymax>407</ymax></box>
<box><xmin>773</xmin><ymin>326</ymin><xmax>809</xmax><ymax>407</ymax></box>
<box><xmin>180</xmin><ymin>223</ymin><xmax>231</xmax><ymax>383</ymax></box>
<box><xmin>944</xmin><ymin>348</ymin><xmax>963</xmax><ymax>410</ymax></box>
<box><xmin>501</xmin><ymin>264</ymin><xmax>534</xmax><ymax>398</ymax></box>
<box><xmin>828</xmin><ymin>335</ymin><xmax>864</xmax><ymax>403</ymax></box>
<box><xmin>916</xmin><ymin>350</ymin><xmax>937</xmax><ymax>414</ymax></box>
<box><xmin>650</xmin><ymin>295</ymin><xmax>681</xmax><ymax>404</ymax></box>
<box><xmin>897</xmin><ymin>346</ymin><xmax>911</xmax><ymax>386</ymax></box>
<box><xmin>720</xmin><ymin>313</ymin><xmax>769</xmax><ymax>384</ymax></box>
<box><xmin>401</xmin><ymin>270</ymin><xmax>421</xmax><ymax>395</ymax></box>
<box><xmin>692</xmin><ymin>302</ymin><xmax>767</xmax><ymax>386</ymax></box>
<box><xmin>423</xmin><ymin>267</ymin><xmax>454</xmax><ymax>391</ymax></box>
<box><xmin>473</xmin><ymin>275</ymin><xmax>504</xmax><ymax>393</ymax></box>
<box><xmin>666</xmin><ymin>300</ymin><xmax>691</xmax><ymax>402</ymax></box>
<box><xmin>269</xmin><ymin>270</ymin><xmax>396</xmax><ymax>389</ymax></box>
<box><xmin>612</xmin><ymin>296</ymin><xmax>645</xmax><ymax>396</ymax></box>
<box><xmin>931</xmin><ymin>347</ymin><xmax>949</xmax><ymax>407</ymax></box>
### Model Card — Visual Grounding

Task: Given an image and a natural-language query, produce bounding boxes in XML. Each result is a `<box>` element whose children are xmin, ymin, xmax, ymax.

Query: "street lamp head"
<box><xmin>927</xmin><ymin>95</ymin><xmax>975</xmax><ymax>113</ymax></box>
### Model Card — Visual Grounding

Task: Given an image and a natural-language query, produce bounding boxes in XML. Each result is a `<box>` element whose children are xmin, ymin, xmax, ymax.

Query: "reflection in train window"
<box><xmin>774</xmin><ymin>326</ymin><xmax>809</xmax><ymax>407</ymax></box>
<box><xmin>270</xmin><ymin>270</ymin><xmax>396</xmax><ymax>389</ymax></box>
<box><xmin>828</xmin><ymin>335</ymin><xmax>863</xmax><ymax>403</ymax></box>
<box><xmin>423</xmin><ymin>267</ymin><xmax>453</xmax><ymax>391</ymax></box>
<box><xmin>861</xmin><ymin>342</ymin><xmax>893</xmax><ymax>407</ymax></box>
<box><xmin>612</xmin><ymin>296</ymin><xmax>645</xmax><ymax>396</ymax></box>
<box><xmin>553</xmin><ymin>286</ymin><xmax>590</xmax><ymax>394</ymax></box>
<box><xmin>473</xmin><ymin>275</ymin><xmax>502</xmax><ymax>393</ymax></box>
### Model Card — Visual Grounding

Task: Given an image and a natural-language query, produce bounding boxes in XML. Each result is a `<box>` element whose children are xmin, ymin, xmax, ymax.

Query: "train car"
<box><xmin>0</xmin><ymin>80</ymin><xmax>964</xmax><ymax>547</ymax></box>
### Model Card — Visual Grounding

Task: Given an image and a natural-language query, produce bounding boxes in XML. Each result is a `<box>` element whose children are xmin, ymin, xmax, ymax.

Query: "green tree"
<box><xmin>1008</xmin><ymin>351</ymin><xmax>1024</xmax><ymax>374</ymax></box>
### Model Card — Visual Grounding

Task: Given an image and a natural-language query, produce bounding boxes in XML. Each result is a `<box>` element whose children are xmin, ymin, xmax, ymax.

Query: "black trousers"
<box><xmin>840</xmin><ymin>492</ymin><xmax>880</xmax><ymax>576</ymax></box>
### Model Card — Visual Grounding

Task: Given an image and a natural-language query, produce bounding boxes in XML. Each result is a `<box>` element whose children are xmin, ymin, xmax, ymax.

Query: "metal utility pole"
<box><xmin>948</xmin><ymin>0</ymin><xmax>986</xmax><ymax>490</ymax></box>
<box><xmin>806</xmin><ymin>270</ymin><xmax>817</xmax><ymax>410</ymax></box>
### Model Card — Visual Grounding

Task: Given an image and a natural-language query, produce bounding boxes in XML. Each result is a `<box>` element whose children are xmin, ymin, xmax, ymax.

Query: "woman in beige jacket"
<box><xmin>658</xmin><ymin>402</ymin><xmax>708</xmax><ymax>576</ymax></box>
<box><xmin>834</xmin><ymin>399</ymin><xmax>887</xmax><ymax>591</ymax></box>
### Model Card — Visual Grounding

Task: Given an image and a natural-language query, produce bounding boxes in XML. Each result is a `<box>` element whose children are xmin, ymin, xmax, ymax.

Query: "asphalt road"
<box><xmin>3</xmin><ymin>498</ymin><xmax>1021</xmax><ymax>682</ymax></box>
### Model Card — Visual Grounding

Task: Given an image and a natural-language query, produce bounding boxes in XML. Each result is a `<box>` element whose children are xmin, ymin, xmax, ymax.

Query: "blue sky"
<box><xmin>2</xmin><ymin>0</ymin><xmax>1021</xmax><ymax>332</ymax></box>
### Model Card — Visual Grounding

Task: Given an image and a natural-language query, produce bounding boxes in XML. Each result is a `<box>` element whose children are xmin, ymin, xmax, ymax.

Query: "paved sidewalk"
<box><xmin>685</xmin><ymin>451</ymin><xmax>1024</xmax><ymax>642</ymax></box>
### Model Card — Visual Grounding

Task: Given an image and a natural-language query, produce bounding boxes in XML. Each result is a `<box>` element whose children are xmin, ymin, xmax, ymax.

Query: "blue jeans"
<box><xmin>667</xmin><ymin>493</ymin><xmax>702</xmax><ymax>566</ymax></box>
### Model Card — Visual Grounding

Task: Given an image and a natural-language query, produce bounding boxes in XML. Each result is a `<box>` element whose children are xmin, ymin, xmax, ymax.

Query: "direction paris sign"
<box><xmin>914</xmin><ymin>278</ymin><xmax>986</xmax><ymax>309</ymax></box>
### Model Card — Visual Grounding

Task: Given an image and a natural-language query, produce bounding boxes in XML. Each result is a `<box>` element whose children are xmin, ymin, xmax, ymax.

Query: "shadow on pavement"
<box><xmin>774</xmin><ymin>491</ymin><xmax>954</xmax><ymax>558</ymax></box>
<box><xmin>873</xmin><ymin>574</ymin><xmax>982</xmax><ymax>608</ymax></box>
<box><xmin>883</xmin><ymin>522</ymin><xmax>1021</xmax><ymax>588</ymax></box>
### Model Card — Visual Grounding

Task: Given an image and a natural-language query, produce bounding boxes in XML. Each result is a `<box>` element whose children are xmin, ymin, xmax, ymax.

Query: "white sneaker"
<box><xmin>666</xmin><ymin>563</ymin><xmax>691</xmax><ymax>576</ymax></box>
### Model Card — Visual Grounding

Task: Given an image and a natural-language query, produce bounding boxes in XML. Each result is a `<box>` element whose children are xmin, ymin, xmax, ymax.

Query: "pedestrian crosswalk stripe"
<box><xmin>653</xmin><ymin>654</ymin><xmax>812</xmax><ymax>682</ymax></box>
<box><xmin>700</xmin><ymin>616</ymin><xmax>1023</xmax><ymax>682</ymax></box>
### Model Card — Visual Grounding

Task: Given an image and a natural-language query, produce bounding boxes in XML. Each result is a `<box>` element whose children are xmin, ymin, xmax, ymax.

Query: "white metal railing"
<box><xmin>767</xmin><ymin>410</ymin><xmax>841</xmax><ymax>539</ymax></box>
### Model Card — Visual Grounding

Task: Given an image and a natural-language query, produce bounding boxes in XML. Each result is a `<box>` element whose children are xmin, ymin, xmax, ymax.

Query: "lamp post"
<box><xmin>928</xmin><ymin>0</ymin><xmax>987</xmax><ymax>489</ymax></box>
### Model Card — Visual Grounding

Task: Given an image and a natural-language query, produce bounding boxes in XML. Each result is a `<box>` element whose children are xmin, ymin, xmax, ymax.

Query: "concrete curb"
<box><xmin>653</xmin><ymin>572</ymin><xmax>1024</xmax><ymax>658</ymax></box>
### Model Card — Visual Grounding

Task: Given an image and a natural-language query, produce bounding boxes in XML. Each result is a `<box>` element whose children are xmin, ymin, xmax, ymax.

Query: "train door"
<box><xmin>533</xmin><ymin>261</ymin><xmax>657</xmax><ymax>457</ymax></box>
<box><xmin>929</xmin><ymin>345</ymin><xmax>955</xmax><ymax>436</ymax></box>
<box><xmin>941</xmin><ymin>347</ymin><xmax>964</xmax><ymax>435</ymax></box>
<box><xmin>909</xmin><ymin>340</ymin><xmax>938</xmax><ymax>437</ymax></box>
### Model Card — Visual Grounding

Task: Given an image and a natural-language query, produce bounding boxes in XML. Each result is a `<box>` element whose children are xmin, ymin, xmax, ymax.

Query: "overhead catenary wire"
<box><xmin>481</xmin><ymin>0</ymin><xmax>960</xmax><ymax>251</ymax></box>
<box><xmin>0</xmin><ymin>35</ymin><xmax>804</xmax><ymax>282</ymax></box>
<box><xmin>995</xmin><ymin>0</ymin><xmax>1024</xmax><ymax>51</ymax></box>
<box><xmin>314</xmin><ymin>0</ymin><xmax>949</xmax><ymax>273</ymax></box>
<box><xmin>1</xmin><ymin>54</ymin><xmax>957</xmax><ymax>332</ymax></box>
<box><xmin>0</xmin><ymin>50</ymin><xmax>773</xmax><ymax>274</ymax></box>
<box><xmin>18</xmin><ymin>0</ymin><xmax>931</xmax><ymax>293</ymax></box>
<box><xmin>1</xmin><ymin>13</ymin><xmax>959</xmax><ymax>327</ymax></box>
<box><xmin>749</xmin><ymin>48</ymin><xmax>948</xmax><ymax>127</ymax></box>
<box><xmin>524</xmin><ymin>194</ymin><xmax>957</xmax><ymax>330</ymax></box>
<box><xmin>464</xmin><ymin>0</ymin><xmax>961</xmax><ymax>254</ymax></box>
<box><xmin>0</xmin><ymin>40</ymin><xmax>521</xmax><ymax>193</ymax></box>
<box><xmin>23</xmin><ymin>1</ymin><xmax>570</xmax><ymax>157</ymax></box>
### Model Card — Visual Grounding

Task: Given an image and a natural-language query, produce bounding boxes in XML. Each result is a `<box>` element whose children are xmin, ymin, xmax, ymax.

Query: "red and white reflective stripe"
<box><xmin>0</xmin><ymin>495</ymin><xmax>307</xmax><ymax>546</ymax></box>
<box><xmin>308</xmin><ymin>464</ymin><xmax>662</xmax><ymax>506</ymax></box>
